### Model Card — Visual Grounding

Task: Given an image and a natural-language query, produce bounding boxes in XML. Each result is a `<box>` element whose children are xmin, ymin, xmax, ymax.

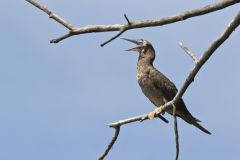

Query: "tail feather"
<box><xmin>193</xmin><ymin>117</ymin><xmax>201</xmax><ymax>122</ymax></box>
<box><xmin>192</xmin><ymin>120</ymin><xmax>211</xmax><ymax>135</ymax></box>
<box><xmin>180</xmin><ymin>114</ymin><xmax>211</xmax><ymax>135</ymax></box>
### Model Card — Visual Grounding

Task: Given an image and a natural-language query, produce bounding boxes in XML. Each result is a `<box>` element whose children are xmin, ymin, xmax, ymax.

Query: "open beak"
<box><xmin>122</xmin><ymin>38</ymin><xmax>143</xmax><ymax>52</ymax></box>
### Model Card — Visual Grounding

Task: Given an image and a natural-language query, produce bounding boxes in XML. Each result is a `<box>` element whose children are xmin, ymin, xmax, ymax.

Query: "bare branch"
<box><xmin>100</xmin><ymin>11</ymin><xmax>240</xmax><ymax>159</ymax></box>
<box><xmin>179</xmin><ymin>41</ymin><xmax>199</xmax><ymax>63</ymax></box>
<box><xmin>99</xmin><ymin>126</ymin><xmax>120</xmax><ymax>160</ymax></box>
<box><xmin>26</xmin><ymin>0</ymin><xmax>240</xmax><ymax>45</ymax></box>
<box><xmin>26</xmin><ymin>0</ymin><xmax>76</xmax><ymax>31</ymax></box>
<box><xmin>100</xmin><ymin>14</ymin><xmax>133</xmax><ymax>46</ymax></box>
<box><xmin>100</xmin><ymin>13</ymin><xmax>133</xmax><ymax>47</ymax></box>
<box><xmin>100</xmin><ymin>28</ymin><xmax>128</xmax><ymax>47</ymax></box>
<box><xmin>108</xmin><ymin>114</ymin><xmax>148</xmax><ymax>127</ymax></box>
<box><xmin>50</xmin><ymin>32</ymin><xmax>73</xmax><ymax>43</ymax></box>
<box><xmin>124</xmin><ymin>14</ymin><xmax>131</xmax><ymax>25</ymax></box>
<box><xmin>173</xmin><ymin>105</ymin><xmax>179</xmax><ymax>160</ymax></box>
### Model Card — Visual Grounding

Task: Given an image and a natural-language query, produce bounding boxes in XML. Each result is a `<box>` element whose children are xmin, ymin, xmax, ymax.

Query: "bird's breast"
<box><xmin>137</xmin><ymin>75</ymin><xmax>166</xmax><ymax>107</ymax></box>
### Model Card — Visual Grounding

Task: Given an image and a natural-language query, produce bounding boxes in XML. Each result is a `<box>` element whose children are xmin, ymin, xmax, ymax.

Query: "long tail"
<box><xmin>191</xmin><ymin>120</ymin><xmax>211</xmax><ymax>134</ymax></box>
<box><xmin>181</xmin><ymin>114</ymin><xmax>211</xmax><ymax>135</ymax></box>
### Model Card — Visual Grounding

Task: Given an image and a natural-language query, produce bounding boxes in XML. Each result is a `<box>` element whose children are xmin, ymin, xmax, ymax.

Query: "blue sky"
<box><xmin>0</xmin><ymin>1</ymin><xmax>240</xmax><ymax>160</ymax></box>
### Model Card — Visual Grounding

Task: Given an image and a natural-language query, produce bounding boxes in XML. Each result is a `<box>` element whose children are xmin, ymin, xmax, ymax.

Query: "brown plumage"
<box><xmin>123</xmin><ymin>38</ymin><xmax>211</xmax><ymax>134</ymax></box>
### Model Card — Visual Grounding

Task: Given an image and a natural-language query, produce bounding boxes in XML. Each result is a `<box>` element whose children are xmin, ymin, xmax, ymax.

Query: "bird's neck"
<box><xmin>137</xmin><ymin>58</ymin><xmax>154</xmax><ymax>80</ymax></box>
<box><xmin>137</xmin><ymin>57</ymin><xmax>154</xmax><ymax>69</ymax></box>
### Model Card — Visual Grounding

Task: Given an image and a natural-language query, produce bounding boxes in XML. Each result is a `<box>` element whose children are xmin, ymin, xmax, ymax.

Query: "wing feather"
<box><xmin>150</xmin><ymin>68</ymin><xmax>178</xmax><ymax>101</ymax></box>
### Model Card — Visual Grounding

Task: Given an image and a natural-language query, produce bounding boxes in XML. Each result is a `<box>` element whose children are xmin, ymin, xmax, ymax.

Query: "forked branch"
<box><xmin>26</xmin><ymin>0</ymin><xmax>240</xmax><ymax>46</ymax></box>
<box><xmin>179</xmin><ymin>42</ymin><xmax>199</xmax><ymax>63</ymax></box>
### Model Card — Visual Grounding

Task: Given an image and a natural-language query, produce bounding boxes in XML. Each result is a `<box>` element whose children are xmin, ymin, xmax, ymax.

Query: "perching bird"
<box><xmin>123</xmin><ymin>38</ymin><xmax>211</xmax><ymax>134</ymax></box>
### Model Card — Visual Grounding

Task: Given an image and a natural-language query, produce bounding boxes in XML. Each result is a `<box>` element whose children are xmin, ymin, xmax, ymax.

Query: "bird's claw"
<box><xmin>147</xmin><ymin>106</ymin><xmax>164</xmax><ymax>120</ymax></box>
<box><xmin>148</xmin><ymin>111</ymin><xmax>156</xmax><ymax>120</ymax></box>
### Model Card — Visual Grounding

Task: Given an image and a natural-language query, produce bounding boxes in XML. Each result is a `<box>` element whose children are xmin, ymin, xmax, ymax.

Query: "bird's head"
<box><xmin>122</xmin><ymin>38</ymin><xmax>155</xmax><ymax>62</ymax></box>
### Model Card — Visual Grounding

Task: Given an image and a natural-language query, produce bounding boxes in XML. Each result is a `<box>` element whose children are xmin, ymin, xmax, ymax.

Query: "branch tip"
<box><xmin>124</xmin><ymin>13</ymin><xmax>131</xmax><ymax>25</ymax></box>
<box><xmin>98</xmin><ymin>126</ymin><xmax>120</xmax><ymax>160</ymax></box>
<box><xmin>179</xmin><ymin>41</ymin><xmax>199</xmax><ymax>63</ymax></box>
<box><xmin>101</xmin><ymin>29</ymin><xmax>127</xmax><ymax>47</ymax></box>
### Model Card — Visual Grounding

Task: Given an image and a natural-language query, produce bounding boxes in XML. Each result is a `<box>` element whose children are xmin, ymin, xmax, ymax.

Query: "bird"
<box><xmin>122</xmin><ymin>38</ymin><xmax>211</xmax><ymax>134</ymax></box>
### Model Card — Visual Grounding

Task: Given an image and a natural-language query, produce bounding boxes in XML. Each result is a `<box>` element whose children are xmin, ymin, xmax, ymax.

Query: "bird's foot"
<box><xmin>147</xmin><ymin>106</ymin><xmax>165</xmax><ymax>120</ymax></box>
<box><xmin>147</xmin><ymin>111</ymin><xmax>156</xmax><ymax>120</ymax></box>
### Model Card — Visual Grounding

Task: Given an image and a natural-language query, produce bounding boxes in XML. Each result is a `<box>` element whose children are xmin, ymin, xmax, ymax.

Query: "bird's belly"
<box><xmin>138</xmin><ymin>77</ymin><xmax>166</xmax><ymax>107</ymax></box>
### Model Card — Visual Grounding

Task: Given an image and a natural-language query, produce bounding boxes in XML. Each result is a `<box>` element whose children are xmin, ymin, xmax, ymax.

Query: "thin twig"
<box><xmin>100</xmin><ymin>28</ymin><xmax>128</xmax><ymax>47</ymax></box>
<box><xmin>26</xmin><ymin>0</ymin><xmax>76</xmax><ymax>31</ymax></box>
<box><xmin>50</xmin><ymin>32</ymin><xmax>73</xmax><ymax>43</ymax></box>
<box><xmin>173</xmin><ymin>105</ymin><xmax>179</xmax><ymax>160</ymax></box>
<box><xmin>179</xmin><ymin>41</ymin><xmax>199</xmax><ymax>63</ymax></box>
<box><xmin>99</xmin><ymin>126</ymin><xmax>120</xmax><ymax>160</ymax></box>
<box><xmin>100</xmin><ymin>14</ymin><xmax>132</xmax><ymax>47</ymax></box>
<box><xmin>26</xmin><ymin>0</ymin><xmax>240</xmax><ymax>44</ymax></box>
<box><xmin>124</xmin><ymin>14</ymin><xmax>131</xmax><ymax>25</ymax></box>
